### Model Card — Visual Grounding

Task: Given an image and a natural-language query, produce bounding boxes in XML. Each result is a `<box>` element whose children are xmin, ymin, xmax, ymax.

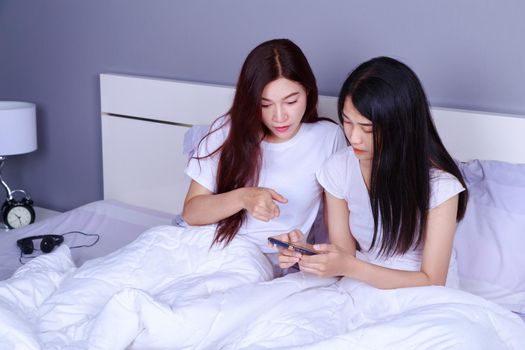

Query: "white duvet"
<box><xmin>1</xmin><ymin>225</ymin><xmax>524</xmax><ymax>350</ymax></box>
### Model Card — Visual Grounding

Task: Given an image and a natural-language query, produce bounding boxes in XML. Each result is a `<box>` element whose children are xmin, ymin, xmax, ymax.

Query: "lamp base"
<box><xmin>0</xmin><ymin>156</ymin><xmax>13</xmax><ymax>199</ymax></box>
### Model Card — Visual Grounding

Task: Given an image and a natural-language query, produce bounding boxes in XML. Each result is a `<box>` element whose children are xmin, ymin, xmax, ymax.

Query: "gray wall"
<box><xmin>1</xmin><ymin>0</ymin><xmax>524</xmax><ymax>212</ymax></box>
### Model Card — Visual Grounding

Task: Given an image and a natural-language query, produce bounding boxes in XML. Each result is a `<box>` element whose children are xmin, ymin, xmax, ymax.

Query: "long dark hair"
<box><xmin>338</xmin><ymin>56</ymin><xmax>468</xmax><ymax>257</ymax></box>
<box><xmin>200</xmin><ymin>38</ymin><xmax>320</xmax><ymax>246</ymax></box>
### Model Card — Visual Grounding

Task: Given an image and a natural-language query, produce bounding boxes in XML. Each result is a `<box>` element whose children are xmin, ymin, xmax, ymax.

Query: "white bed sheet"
<box><xmin>0</xmin><ymin>199</ymin><xmax>174</xmax><ymax>280</ymax></box>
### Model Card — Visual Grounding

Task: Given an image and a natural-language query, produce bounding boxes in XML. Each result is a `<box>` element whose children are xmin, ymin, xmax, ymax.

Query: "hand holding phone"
<box><xmin>268</xmin><ymin>237</ymin><xmax>318</xmax><ymax>256</ymax></box>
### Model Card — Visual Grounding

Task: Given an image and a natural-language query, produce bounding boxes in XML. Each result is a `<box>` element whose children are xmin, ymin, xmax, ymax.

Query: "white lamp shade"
<box><xmin>0</xmin><ymin>101</ymin><xmax>37</xmax><ymax>156</ymax></box>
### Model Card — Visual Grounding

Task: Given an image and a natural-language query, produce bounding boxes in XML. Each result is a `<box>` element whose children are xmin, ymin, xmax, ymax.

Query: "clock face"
<box><xmin>6</xmin><ymin>205</ymin><xmax>34</xmax><ymax>229</ymax></box>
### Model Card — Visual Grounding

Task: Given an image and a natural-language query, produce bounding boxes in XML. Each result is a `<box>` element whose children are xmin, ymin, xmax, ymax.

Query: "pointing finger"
<box><xmin>268</xmin><ymin>189</ymin><xmax>288</xmax><ymax>204</ymax></box>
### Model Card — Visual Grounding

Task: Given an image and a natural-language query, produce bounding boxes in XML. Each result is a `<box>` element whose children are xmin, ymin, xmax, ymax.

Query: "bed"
<box><xmin>0</xmin><ymin>73</ymin><xmax>524</xmax><ymax>349</ymax></box>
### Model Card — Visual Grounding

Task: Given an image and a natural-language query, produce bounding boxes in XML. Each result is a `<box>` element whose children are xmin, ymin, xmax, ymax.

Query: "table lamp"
<box><xmin>0</xmin><ymin>101</ymin><xmax>38</xmax><ymax>229</ymax></box>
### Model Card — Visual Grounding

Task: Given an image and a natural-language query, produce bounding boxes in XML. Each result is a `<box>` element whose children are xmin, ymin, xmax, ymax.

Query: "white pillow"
<box><xmin>183</xmin><ymin>124</ymin><xmax>211</xmax><ymax>158</ymax></box>
<box><xmin>455</xmin><ymin>160</ymin><xmax>525</xmax><ymax>313</ymax></box>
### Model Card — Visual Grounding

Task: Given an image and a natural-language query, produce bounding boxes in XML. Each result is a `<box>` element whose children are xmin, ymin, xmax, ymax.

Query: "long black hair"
<box><xmin>338</xmin><ymin>56</ymin><xmax>468</xmax><ymax>257</ymax></box>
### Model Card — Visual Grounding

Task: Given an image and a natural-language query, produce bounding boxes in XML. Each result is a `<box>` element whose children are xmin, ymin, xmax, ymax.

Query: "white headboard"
<box><xmin>100</xmin><ymin>73</ymin><xmax>525</xmax><ymax>214</ymax></box>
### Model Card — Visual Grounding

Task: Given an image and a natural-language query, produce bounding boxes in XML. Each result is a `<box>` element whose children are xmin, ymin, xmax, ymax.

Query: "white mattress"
<box><xmin>0</xmin><ymin>199</ymin><xmax>174</xmax><ymax>280</ymax></box>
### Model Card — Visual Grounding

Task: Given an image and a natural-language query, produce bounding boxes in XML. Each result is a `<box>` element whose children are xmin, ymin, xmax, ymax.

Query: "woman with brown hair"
<box><xmin>182</xmin><ymin>39</ymin><xmax>346</xmax><ymax>268</ymax></box>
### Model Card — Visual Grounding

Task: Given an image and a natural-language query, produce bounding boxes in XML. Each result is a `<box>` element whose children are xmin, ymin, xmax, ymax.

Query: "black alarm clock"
<box><xmin>1</xmin><ymin>193</ymin><xmax>35</xmax><ymax>229</ymax></box>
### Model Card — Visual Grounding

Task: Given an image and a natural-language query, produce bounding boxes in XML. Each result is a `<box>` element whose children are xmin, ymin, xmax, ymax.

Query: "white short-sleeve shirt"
<box><xmin>317</xmin><ymin>147</ymin><xmax>465</xmax><ymax>286</ymax></box>
<box><xmin>185</xmin><ymin>117</ymin><xmax>347</xmax><ymax>252</ymax></box>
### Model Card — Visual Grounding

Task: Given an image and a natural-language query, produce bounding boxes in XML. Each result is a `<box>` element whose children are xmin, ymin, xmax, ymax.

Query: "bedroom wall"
<box><xmin>1</xmin><ymin>0</ymin><xmax>524</xmax><ymax>212</ymax></box>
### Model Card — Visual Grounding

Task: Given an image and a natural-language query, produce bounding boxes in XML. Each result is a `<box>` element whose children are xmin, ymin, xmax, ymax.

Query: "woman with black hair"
<box><xmin>182</xmin><ymin>39</ymin><xmax>346</xmax><ymax>270</ymax></box>
<box><xmin>278</xmin><ymin>56</ymin><xmax>468</xmax><ymax>289</ymax></box>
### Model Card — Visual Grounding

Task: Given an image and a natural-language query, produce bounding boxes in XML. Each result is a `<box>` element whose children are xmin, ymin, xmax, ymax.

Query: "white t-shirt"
<box><xmin>185</xmin><ymin>117</ymin><xmax>347</xmax><ymax>252</ymax></box>
<box><xmin>316</xmin><ymin>147</ymin><xmax>465</xmax><ymax>286</ymax></box>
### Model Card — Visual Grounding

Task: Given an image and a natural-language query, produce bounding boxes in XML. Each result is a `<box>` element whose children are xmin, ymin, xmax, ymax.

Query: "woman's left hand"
<box><xmin>298</xmin><ymin>243</ymin><xmax>356</xmax><ymax>277</ymax></box>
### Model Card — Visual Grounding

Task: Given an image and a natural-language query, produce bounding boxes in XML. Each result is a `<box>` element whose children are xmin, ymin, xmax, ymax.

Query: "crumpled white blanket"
<box><xmin>1</xmin><ymin>225</ymin><xmax>524</xmax><ymax>350</ymax></box>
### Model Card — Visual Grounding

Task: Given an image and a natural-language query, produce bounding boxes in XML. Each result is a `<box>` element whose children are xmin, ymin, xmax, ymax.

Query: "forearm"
<box><xmin>182</xmin><ymin>188</ymin><xmax>245</xmax><ymax>226</ymax></box>
<box><xmin>345</xmin><ymin>259</ymin><xmax>442</xmax><ymax>289</ymax></box>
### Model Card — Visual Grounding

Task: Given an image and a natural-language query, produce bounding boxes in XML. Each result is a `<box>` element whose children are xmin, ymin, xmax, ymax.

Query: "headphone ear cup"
<box><xmin>41</xmin><ymin>236</ymin><xmax>56</xmax><ymax>253</ymax></box>
<box><xmin>17</xmin><ymin>238</ymin><xmax>34</xmax><ymax>255</ymax></box>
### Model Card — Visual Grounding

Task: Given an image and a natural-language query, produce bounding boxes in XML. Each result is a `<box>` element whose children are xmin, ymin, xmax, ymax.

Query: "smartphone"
<box><xmin>268</xmin><ymin>237</ymin><xmax>318</xmax><ymax>256</ymax></box>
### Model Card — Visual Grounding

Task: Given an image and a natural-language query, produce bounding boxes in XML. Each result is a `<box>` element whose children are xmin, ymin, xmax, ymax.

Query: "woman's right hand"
<box><xmin>270</xmin><ymin>229</ymin><xmax>305</xmax><ymax>269</ymax></box>
<box><xmin>241</xmin><ymin>187</ymin><xmax>288</xmax><ymax>222</ymax></box>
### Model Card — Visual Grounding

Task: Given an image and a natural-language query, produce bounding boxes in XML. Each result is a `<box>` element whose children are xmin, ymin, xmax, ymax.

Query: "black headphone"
<box><xmin>17</xmin><ymin>234</ymin><xmax>64</xmax><ymax>254</ymax></box>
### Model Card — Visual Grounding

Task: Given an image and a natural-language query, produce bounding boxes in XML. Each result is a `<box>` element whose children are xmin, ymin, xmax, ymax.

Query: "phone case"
<box><xmin>268</xmin><ymin>237</ymin><xmax>317</xmax><ymax>255</ymax></box>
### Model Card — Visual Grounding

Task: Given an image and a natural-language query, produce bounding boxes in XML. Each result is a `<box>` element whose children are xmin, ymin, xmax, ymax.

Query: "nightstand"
<box><xmin>1</xmin><ymin>206</ymin><xmax>61</xmax><ymax>231</ymax></box>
